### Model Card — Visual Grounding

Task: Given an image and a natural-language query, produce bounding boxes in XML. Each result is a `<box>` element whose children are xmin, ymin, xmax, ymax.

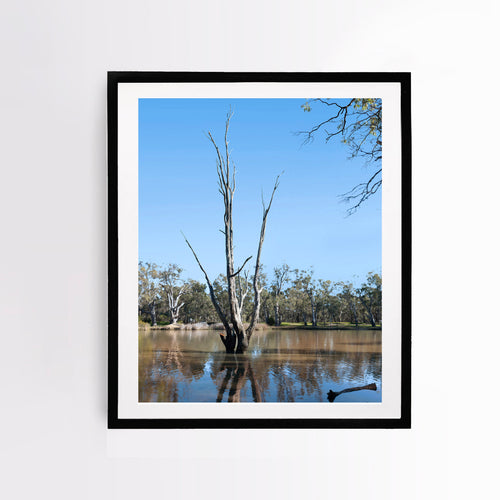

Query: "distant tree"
<box><xmin>138</xmin><ymin>261</ymin><xmax>161</xmax><ymax>325</ymax></box>
<box><xmin>316</xmin><ymin>279</ymin><xmax>334</xmax><ymax>325</ymax></box>
<box><xmin>180</xmin><ymin>279</ymin><xmax>217</xmax><ymax>324</ymax></box>
<box><xmin>356</xmin><ymin>272</ymin><xmax>382</xmax><ymax>327</ymax></box>
<box><xmin>300</xmin><ymin>98</ymin><xmax>382</xmax><ymax>214</ymax></box>
<box><xmin>271</xmin><ymin>264</ymin><xmax>290</xmax><ymax>326</ymax></box>
<box><xmin>212</xmin><ymin>274</ymin><xmax>231</xmax><ymax>321</ymax></box>
<box><xmin>261</xmin><ymin>287</ymin><xmax>273</xmax><ymax>325</ymax></box>
<box><xmin>253</xmin><ymin>267</ymin><xmax>269</xmax><ymax>324</ymax></box>
<box><xmin>294</xmin><ymin>268</ymin><xmax>319</xmax><ymax>327</ymax></box>
<box><xmin>282</xmin><ymin>286</ymin><xmax>308</xmax><ymax>324</ymax></box>
<box><xmin>159</xmin><ymin>264</ymin><xmax>187</xmax><ymax>324</ymax></box>
<box><xmin>337</xmin><ymin>281</ymin><xmax>360</xmax><ymax>327</ymax></box>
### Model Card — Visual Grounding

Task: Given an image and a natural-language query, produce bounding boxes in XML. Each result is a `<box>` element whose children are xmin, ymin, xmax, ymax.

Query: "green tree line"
<box><xmin>139</xmin><ymin>261</ymin><xmax>381</xmax><ymax>328</ymax></box>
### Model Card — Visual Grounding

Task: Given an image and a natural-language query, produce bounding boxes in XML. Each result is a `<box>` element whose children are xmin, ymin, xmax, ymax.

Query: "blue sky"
<box><xmin>138</xmin><ymin>98</ymin><xmax>381</xmax><ymax>286</ymax></box>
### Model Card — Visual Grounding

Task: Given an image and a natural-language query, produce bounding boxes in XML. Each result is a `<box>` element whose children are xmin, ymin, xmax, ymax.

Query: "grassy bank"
<box><xmin>140</xmin><ymin>321</ymin><xmax>381</xmax><ymax>331</ymax></box>
<box><xmin>276</xmin><ymin>322</ymin><xmax>381</xmax><ymax>331</ymax></box>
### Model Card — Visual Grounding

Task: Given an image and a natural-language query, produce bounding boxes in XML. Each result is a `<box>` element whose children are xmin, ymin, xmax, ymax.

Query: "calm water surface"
<box><xmin>139</xmin><ymin>329</ymin><xmax>381</xmax><ymax>403</ymax></box>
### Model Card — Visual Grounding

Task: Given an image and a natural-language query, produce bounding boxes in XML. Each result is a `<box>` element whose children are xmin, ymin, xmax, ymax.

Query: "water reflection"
<box><xmin>139</xmin><ymin>329</ymin><xmax>381</xmax><ymax>403</ymax></box>
<box><xmin>214</xmin><ymin>354</ymin><xmax>262</xmax><ymax>402</ymax></box>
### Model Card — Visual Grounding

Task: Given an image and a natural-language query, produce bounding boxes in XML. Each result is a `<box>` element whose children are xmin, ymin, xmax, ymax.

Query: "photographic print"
<box><xmin>108</xmin><ymin>73</ymin><xmax>411</xmax><ymax>428</ymax></box>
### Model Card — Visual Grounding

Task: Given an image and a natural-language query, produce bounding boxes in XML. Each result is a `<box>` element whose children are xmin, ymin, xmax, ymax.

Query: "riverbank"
<box><xmin>140</xmin><ymin>321</ymin><xmax>381</xmax><ymax>332</ymax></box>
<box><xmin>277</xmin><ymin>322</ymin><xmax>381</xmax><ymax>331</ymax></box>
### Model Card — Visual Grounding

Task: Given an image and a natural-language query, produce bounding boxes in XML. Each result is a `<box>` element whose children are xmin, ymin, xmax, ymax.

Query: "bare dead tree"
<box><xmin>183</xmin><ymin>111</ymin><xmax>281</xmax><ymax>353</ymax></box>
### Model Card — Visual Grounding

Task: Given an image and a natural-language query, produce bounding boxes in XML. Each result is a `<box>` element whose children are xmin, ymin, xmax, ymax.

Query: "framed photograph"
<box><xmin>108</xmin><ymin>72</ymin><xmax>411</xmax><ymax>428</ymax></box>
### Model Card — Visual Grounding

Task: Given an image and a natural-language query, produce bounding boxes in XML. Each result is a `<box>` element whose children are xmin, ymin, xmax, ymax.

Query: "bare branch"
<box><xmin>340</xmin><ymin>168</ymin><xmax>382</xmax><ymax>215</ymax></box>
<box><xmin>181</xmin><ymin>231</ymin><xmax>231</xmax><ymax>330</ymax></box>
<box><xmin>232</xmin><ymin>161</ymin><xmax>236</xmax><ymax>194</ymax></box>
<box><xmin>262</xmin><ymin>171</ymin><xmax>282</xmax><ymax>217</ymax></box>
<box><xmin>229</xmin><ymin>255</ymin><xmax>253</xmax><ymax>278</ymax></box>
<box><xmin>298</xmin><ymin>98</ymin><xmax>382</xmax><ymax>213</ymax></box>
<box><xmin>246</xmin><ymin>172</ymin><xmax>283</xmax><ymax>337</ymax></box>
<box><xmin>225</xmin><ymin>109</ymin><xmax>232</xmax><ymax>193</ymax></box>
<box><xmin>208</xmin><ymin>131</ymin><xmax>228</xmax><ymax>195</ymax></box>
<box><xmin>297</xmin><ymin>98</ymin><xmax>355</xmax><ymax>144</ymax></box>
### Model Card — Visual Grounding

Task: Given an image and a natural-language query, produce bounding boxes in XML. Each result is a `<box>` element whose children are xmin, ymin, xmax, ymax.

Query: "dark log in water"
<box><xmin>327</xmin><ymin>383</ymin><xmax>377</xmax><ymax>402</ymax></box>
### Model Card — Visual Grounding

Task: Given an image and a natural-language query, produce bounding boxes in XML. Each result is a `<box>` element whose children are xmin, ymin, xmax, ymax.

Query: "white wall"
<box><xmin>1</xmin><ymin>1</ymin><xmax>498</xmax><ymax>499</ymax></box>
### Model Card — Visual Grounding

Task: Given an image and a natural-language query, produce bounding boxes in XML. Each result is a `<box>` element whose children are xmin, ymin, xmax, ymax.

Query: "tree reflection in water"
<box><xmin>215</xmin><ymin>354</ymin><xmax>262</xmax><ymax>402</ymax></box>
<box><xmin>139</xmin><ymin>329</ymin><xmax>382</xmax><ymax>403</ymax></box>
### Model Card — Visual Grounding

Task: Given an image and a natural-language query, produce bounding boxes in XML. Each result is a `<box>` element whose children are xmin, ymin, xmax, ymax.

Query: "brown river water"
<box><xmin>139</xmin><ymin>329</ymin><xmax>381</xmax><ymax>403</ymax></box>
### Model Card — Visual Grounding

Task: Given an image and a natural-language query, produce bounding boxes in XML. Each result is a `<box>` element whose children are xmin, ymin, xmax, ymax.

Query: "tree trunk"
<box><xmin>359</xmin><ymin>297</ymin><xmax>376</xmax><ymax>327</ymax></box>
<box><xmin>224</xmin><ymin>330</ymin><xmax>237</xmax><ymax>353</ymax></box>
<box><xmin>274</xmin><ymin>303</ymin><xmax>280</xmax><ymax>326</ymax></box>
<box><xmin>264</xmin><ymin>305</ymin><xmax>270</xmax><ymax>323</ymax></box>
<box><xmin>368</xmin><ymin>311</ymin><xmax>376</xmax><ymax>327</ymax></box>
<box><xmin>167</xmin><ymin>287</ymin><xmax>185</xmax><ymax>326</ymax></box>
<box><xmin>235</xmin><ymin>329</ymin><xmax>250</xmax><ymax>354</ymax></box>
<box><xmin>309</xmin><ymin>295</ymin><xmax>317</xmax><ymax>327</ymax></box>
<box><xmin>352</xmin><ymin>309</ymin><xmax>359</xmax><ymax>327</ymax></box>
<box><xmin>151</xmin><ymin>301</ymin><xmax>157</xmax><ymax>326</ymax></box>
